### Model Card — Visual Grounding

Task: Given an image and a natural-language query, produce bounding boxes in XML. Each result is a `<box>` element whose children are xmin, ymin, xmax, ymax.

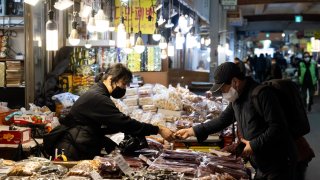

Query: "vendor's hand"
<box><xmin>158</xmin><ymin>126</ymin><xmax>175</xmax><ymax>142</ymax></box>
<box><xmin>174</xmin><ymin>127</ymin><xmax>195</xmax><ymax>140</ymax></box>
<box><xmin>241</xmin><ymin>138</ymin><xmax>253</xmax><ymax>156</ymax></box>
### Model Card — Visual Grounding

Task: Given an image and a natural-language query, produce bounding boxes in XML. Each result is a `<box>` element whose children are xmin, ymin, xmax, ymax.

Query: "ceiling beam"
<box><xmin>293</xmin><ymin>3</ymin><xmax>313</xmax><ymax>14</ymax></box>
<box><xmin>254</xmin><ymin>4</ymin><xmax>266</xmax><ymax>15</ymax></box>
<box><xmin>238</xmin><ymin>0</ymin><xmax>320</xmax><ymax>5</ymax></box>
<box><xmin>244</xmin><ymin>14</ymin><xmax>320</xmax><ymax>22</ymax></box>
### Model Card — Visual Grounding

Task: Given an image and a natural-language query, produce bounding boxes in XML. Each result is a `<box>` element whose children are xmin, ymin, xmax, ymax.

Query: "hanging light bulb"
<box><xmin>129</xmin><ymin>27</ymin><xmax>135</xmax><ymax>46</ymax></box>
<box><xmin>54</xmin><ymin>0</ymin><xmax>73</xmax><ymax>10</ymax></box>
<box><xmin>152</xmin><ymin>22</ymin><xmax>161</xmax><ymax>41</ymax></box>
<box><xmin>176</xmin><ymin>30</ymin><xmax>185</xmax><ymax>50</ymax></box>
<box><xmin>178</xmin><ymin>14</ymin><xmax>188</xmax><ymax>31</ymax></box>
<box><xmin>157</xmin><ymin>15</ymin><xmax>166</xmax><ymax>26</ymax></box>
<box><xmin>95</xmin><ymin>9</ymin><xmax>109</xmax><ymax>32</ymax></box>
<box><xmin>123</xmin><ymin>33</ymin><xmax>133</xmax><ymax>54</ymax></box>
<box><xmin>87</xmin><ymin>10</ymin><xmax>96</xmax><ymax>33</ymax></box>
<box><xmin>134</xmin><ymin>31</ymin><xmax>145</xmax><ymax>54</ymax></box>
<box><xmin>24</xmin><ymin>0</ymin><xmax>40</xmax><ymax>6</ymax></box>
<box><xmin>168</xmin><ymin>40</ymin><xmax>174</xmax><ymax>57</ymax></box>
<box><xmin>108</xmin><ymin>19</ymin><xmax>115</xmax><ymax>31</ymax></box>
<box><xmin>85</xmin><ymin>40</ymin><xmax>92</xmax><ymax>49</ymax></box>
<box><xmin>159</xmin><ymin>36</ymin><xmax>167</xmax><ymax>49</ymax></box>
<box><xmin>161</xmin><ymin>49</ymin><xmax>168</xmax><ymax>59</ymax></box>
<box><xmin>117</xmin><ymin>17</ymin><xmax>126</xmax><ymax>48</ymax></box>
<box><xmin>165</xmin><ymin>19</ymin><xmax>174</xmax><ymax>28</ymax></box>
<box><xmin>46</xmin><ymin>10</ymin><xmax>58</xmax><ymax>51</ymax></box>
<box><xmin>69</xmin><ymin>19</ymin><xmax>80</xmax><ymax>46</ymax></box>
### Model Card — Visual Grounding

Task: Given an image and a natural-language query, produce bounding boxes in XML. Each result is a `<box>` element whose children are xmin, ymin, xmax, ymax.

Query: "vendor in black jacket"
<box><xmin>55</xmin><ymin>63</ymin><xmax>174</xmax><ymax>160</ymax></box>
<box><xmin>175</xmin><ymin>62</ymin><xmax>297</xmax><ymax>180</ymax></box>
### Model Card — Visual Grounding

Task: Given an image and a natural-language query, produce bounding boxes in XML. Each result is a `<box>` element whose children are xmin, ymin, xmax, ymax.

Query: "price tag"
<box><xmin>114</xmin><ymin>154</ymin><xmax>134</xmax><ymax>177</ymax></box>
<box><xmin>138</xmin><ymin>154</ymin><xmax>152</xmax><ymax>166</ymax></box>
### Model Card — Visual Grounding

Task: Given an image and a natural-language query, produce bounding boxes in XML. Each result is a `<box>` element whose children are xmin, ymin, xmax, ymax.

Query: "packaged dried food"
<box><xmin>142</xmin><ymin>105</ymin><xmax>157</xmax><ymax>112</ymax></box>
<box><xmin>146</xmin><ymin>138</ymin><xmax>164</xmax><ymax>151</ymax></box>
<box><xmin>153</xmin><ymin>84</ymin><xmax>167</xmax><ymax>94</ymax></box>
<box><xmin>138</xmin><ymin>87</ymin><xmax>153</xmax><ymax>97</ymax></box>
<box><xmin>125</xmin><ymin>88</ymin><xmax>138</xmax><ymax>96</ymax></box>
<box><xmin>66</xmin><ymin>160</ymin><xmax>100</xmax><ymax>177</ymax></box>
<box><xmin>38</xmin><ymin>165</ymin><xmax>68</xmax><ymax>176</ymax></box>
<box><xmin>140</xmin><ymin>112</ymin><xmax>154</xmax><ymax>124</ymax></box>
<box><xmin>123</xmin><ymin>98</ymin><xmax>138</xmax><ymax>106</ymax></box>
<box><xmin>62</xmin><ymin>176</ymin><xmax>91</xmax><ymax>180</ymax></box>
<box><xmin>139</xmin><ymin>97</ymin><xmax>153</xmax><ymax>106</ymax></box>
<box><xmin>130</xmin><ymin>109</ymin><xmax>144</xmax><ymax>121</ymax></box>
<box><xmin>150</xmin><ymin>113</ymin><xmax>165</xmax><ymax>126</ymax></box>
<box><xmin>7</xmin><ymin>161</ymin><xmax>42</xmax><ymax>176</ymax></box>
<box><xmin>93</xmin><ymin>157</ymin><xmax>122</xmax><ymax>179</ymax></box>
<box><xmin>111</xmin><ymin>98</ymin><xmax>130</xmax><ymax>115</ymax></box>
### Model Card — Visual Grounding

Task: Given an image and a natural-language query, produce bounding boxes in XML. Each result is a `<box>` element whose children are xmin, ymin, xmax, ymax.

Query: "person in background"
<box><xmin>267</xmin><ymin>58</ymin><xmax>282</xmax><ymax>80</ymax></box>
<box><xmin>255</xmin><ymin>54</ymin><xmax>268</xmax><ymax>83</ymax></box>
<box><xmin>175</xmin><ymin>62</ymin><xmax>297</xmax><ymax>180</ymax></box>
<box><xmin>298</xmin><ymin>52</ymin><xmax>319</xmax><ymax>112</ymax></box>
<box><xmin>197</xmin><ymin>60</ymin><xmax>206</xmax><ymax>71</ymax></box>
<box><xmin>244</xmin><ymin>58</ymin><xmax>253</xmax><ymax>77</ymax></box>
<box><xmin>234</xmin><ymin>57</ymin><xmax>246</xmax><ymax>76</ymax></box>
<box><xmin>52</xmin><ymin>63</ymin><xmax>174</xmax><ymax>160</ymax></box>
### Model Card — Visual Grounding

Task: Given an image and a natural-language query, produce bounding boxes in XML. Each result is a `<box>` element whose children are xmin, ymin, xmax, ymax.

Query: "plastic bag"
<box><xmin>118</xmin><ymin>135</ymin><xmax>149</xmax><ymax>155</ymax></box>
<box><xmin>51</xmin><ymin>93</ymin><xmax>79</xmax><ymax>108</ymax></box>
<box><xmin>150</xmin><ymin>113</ymin><xmax>165</xmax><ymax>126</ymax></box>
<box><xmin>140</xmin><ymin>112</ymin><xmax>154</xmax><ymax>124</ymax></box>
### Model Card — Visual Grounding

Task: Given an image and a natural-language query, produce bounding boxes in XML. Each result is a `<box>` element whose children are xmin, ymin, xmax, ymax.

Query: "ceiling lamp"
<box><xmin>85</xmin><ymin>41</ymin><xmax>92</xmax><ymax>49</ymax></box>
<box><xmin>152</xmin><ymin>22</ymin><xmax>161</xmax><ymax>41</ymax></box>
<box><xmin>159</xmin><ymin>36</ymin><xmax>167</xmax><ymax>49</ymax></box>
<box><xmin>168</xmin><ymin>40</ymin><xmax>174</xmax><ymax>57</ymax></box>
<box><xmin>69</xmin><ymin>14</ymin><xmax>80</xmax><ymax>46</ymax></box>
<box><xmin>157</xmin><ymin>15</ymin><xmax>166</xmax><ymax>26</ymax></box>
<box><xmin>95</xmin><ymin>9</ymin><xmax>109</xmax><ymax>32</ymax></box>
<box><xmin>108</xmin><ymin>19</ymin><xmax>115</xmax><ymax>31</ymax></box>
<box><xmin>46</xmin><ymin>10</ymin><xmax>58</xmax><ymax>51</ymax></box>
<box><xmin>54</xmin><ymin>0</ymin><xmax>73</xmax><ymax>11</ymax></box>
<box><xmin>87</xmin><ymin>10</ymin><xmax>96</xmax><ymax>33</ymax></box>
<box><xmin>124</xmin><ymin>34</ymin><xmax>133</xmax><ymax>54</ymax></box>
<box><xmin>117</xmin><ymin>17</ymin><xmax>126</xmax><ymax>48</ymax></box>
<box><xmin>165</xmin><ymin>19</ymin><xmax>174</xmax><ymax>28</ymax></box>
<box><xmin>176</xmin><ymin>30</ymin><xmax>185</xmax><ymax>50</ymax></box>
<box><xmin>134</xmin><ymin>31</ymin><xmax>145</xmax><ymax>54</ymax></box>
<box><xmin>24</xmin><ymin>0</ymin><xmax>40</xmax><ymax>6</ymax></box>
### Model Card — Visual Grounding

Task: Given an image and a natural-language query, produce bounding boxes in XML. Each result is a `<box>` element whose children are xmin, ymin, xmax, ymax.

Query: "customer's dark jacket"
<box><xmin>193</xmin><ymin>77</ymin><xmax>295</xmax><ymax>173</ymax></box>
<box><xmin>56</xmin><ymin>82</ymin><xmax>159</xmax><ymax>160</ymax></box>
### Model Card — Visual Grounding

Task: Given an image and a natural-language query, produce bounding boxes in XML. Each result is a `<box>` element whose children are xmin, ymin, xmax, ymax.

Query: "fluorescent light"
<box><xmin>24</xmin><ymin>0</ymin><xmax>40</xmax><ymax>6</ymax></box>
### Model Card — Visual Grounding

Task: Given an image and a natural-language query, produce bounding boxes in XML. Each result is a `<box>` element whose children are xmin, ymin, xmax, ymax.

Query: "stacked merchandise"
<box><xmin>0</xmin><ymin>149</ymin><xmax>250</xmax><ymax>179</ymax></box>
<box><xmin>5</xmin><ymin>61</ymin><xmax>24</xmax><ymax>87</ymax></box>
<box><xmin>0</xmin><ymin>62</ymin><xmax>4</xmax><ymax>87</ymax></box>
<box><xmin>0</xmin><ymin>36</ymin><xmax>8</xmax><ymax>59</ymax></box>
<box><xmin>114</xmin><ymin>84</ymin><xmax>224</xmax><ymax>134</ymax></box>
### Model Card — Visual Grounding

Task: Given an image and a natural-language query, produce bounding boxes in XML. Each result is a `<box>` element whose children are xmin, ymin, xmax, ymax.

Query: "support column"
<box><xmin>209</xmin><ymin>0</ymin><xmax>220</xmax><ymax>81</ymax></box>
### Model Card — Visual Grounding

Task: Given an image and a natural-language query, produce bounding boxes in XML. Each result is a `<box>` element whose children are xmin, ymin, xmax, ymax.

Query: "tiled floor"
<box><xmin>305</xmin><ymin>95</ymin><xmax>320</xmax><ymax>180</ymax></box>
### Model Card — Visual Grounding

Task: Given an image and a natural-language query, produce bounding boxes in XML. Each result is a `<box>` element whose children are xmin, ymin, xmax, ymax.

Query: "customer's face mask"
<box><xmin>222</xmin><ymin>81</ymin><xmax>239</xmax><ymax>102</ymax></box>
<box><xmin>111</xmin><ymin>86</ymin><xmax>126</xmax><ymax>99</ymax></box>
<box><xmin>304</xmin><ymin>56</ymin><xmax>311</xmax><ymax>62</ymax></box>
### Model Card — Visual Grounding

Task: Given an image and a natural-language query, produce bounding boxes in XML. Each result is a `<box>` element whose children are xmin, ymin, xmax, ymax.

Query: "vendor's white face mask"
<box><xmin>222</xmin><ymin>86</ymin><xmax>239</xmax><ymax>102</ymax></box>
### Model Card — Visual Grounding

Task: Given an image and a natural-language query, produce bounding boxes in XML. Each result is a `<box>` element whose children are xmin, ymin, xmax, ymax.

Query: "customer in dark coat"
<box><xmin>267</xmin><ymin>58</ymin><xmax>282</xmax><ymax>80</ymax></box>
<box><xmin>54</xmin><ymin>63</ymin><xmax>174</xmax><ymax>160</ymax></box>
<box><xmin>175</xmin><ymin>62</ymin><xmax>297</xmax><ymax>180</ymax></box>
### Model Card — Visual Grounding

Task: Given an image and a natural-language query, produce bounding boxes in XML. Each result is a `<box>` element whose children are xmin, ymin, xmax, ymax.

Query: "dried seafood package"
<box><xmin>7</xmin><ymin>161</ymin><xmax>42</xmax><ymax>176</ymax></box>
<box><xmin>93</xmin><ymin>157</ymin><xmax>121</xmax><ymax>179</ymax></box>
<box><xmin>66</xmin><ymin>160</ymin><xmax>100</xmax><ymax>177</ymax></box>
<box><xmin>37</xmin><ymin>165</ymin><xmax>68</xmax><ymax>176</ymax></box>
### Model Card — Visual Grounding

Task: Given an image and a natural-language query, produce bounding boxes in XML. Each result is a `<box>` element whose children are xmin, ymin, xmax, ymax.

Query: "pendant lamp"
<box><xmin>46</xmin><ymin>9</ymin><xmax>58</xmax><ymax>51</ymax></box>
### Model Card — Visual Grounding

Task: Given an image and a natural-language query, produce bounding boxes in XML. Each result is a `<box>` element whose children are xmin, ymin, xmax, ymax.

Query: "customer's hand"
<box><xmin>241</xmin><ymin>138</ymin><xmax>253</xmax><ymax>156</ymax></box>
<box><xmin>174</xmin><ymin>127</ymin><xmax>195</xmax><ymax>140</ymax></box>
<box><xmin>158</xmin><ymin>126</ymin><xmax>175</xmax><ymax>142</ymax></box>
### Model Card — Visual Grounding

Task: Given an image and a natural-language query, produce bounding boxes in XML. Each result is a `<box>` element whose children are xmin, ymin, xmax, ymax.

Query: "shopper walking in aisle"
<box><xmin>255</xmin><ymin>54</ymin><xmax>268</xmax><ymax>83</ymax></box>
<box><xmin>234</xmin><ymin>57</ymin><xmax>246</xmax><ymax>76</ymax></box>
<box><xmin>298</xmin><ymin>52</ymin><xmax>319</xmax><ymax>112</ymax></box>
<box><xmin>175</xmin><ymin>62</ymin><xmax>297</xmax><ymax>180</ymax></box>
<box><xmin>44</xmin><ymin>63</ymin><xmax>174</xmax><ymax>160</ymax></box>
<box><xmin>266</xmin><ymin>58</ymin><xmax>282</xmax><ymax>80</ymax></box>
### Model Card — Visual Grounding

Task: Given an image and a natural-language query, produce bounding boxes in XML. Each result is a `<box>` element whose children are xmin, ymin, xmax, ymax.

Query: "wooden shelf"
<box><xmin>0</xmin><ymin>59</ymin><xmax>24</xmax><ymax>61</ymax></box>
<box><xmin>0</xmin><ymin>26</ymin><xmax>24</xmax><ymax>30</ymax></box>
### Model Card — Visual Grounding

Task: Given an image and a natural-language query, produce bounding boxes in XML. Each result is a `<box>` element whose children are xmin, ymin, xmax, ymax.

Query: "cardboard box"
<box><xmin>0</xmin><ymin>126</ymin><xmax>31</xmax><ymax>144</ymax></box>
<box><xmin>13</xmin><ymin>114</ymin><xmax>53</xmax><ymax>125</ymax></box>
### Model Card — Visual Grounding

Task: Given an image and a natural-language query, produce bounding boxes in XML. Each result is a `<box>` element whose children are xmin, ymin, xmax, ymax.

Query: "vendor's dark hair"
<box><xmin>95</xmin><ymin>63</ymin><xmax>133</xmax><ymax>84</ymax></box>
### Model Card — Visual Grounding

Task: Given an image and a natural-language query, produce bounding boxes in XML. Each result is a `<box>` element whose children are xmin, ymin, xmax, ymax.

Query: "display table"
<box><xmin>0</xmin><ymin>138</ymin><xmax>43</xmax><ymax>159</ymax></box>
<box><xmin>174</xmin><ymin>135</ymin><xmax>222</xmax><ymax>151</ymax></box>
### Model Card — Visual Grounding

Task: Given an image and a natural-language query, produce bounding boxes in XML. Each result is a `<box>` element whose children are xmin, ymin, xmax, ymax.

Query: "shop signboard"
<box><xmin>221</xmin><ymin>0</ymin><xmax>237</xmax><ymax>6</ymax></box>
<box><xmin>224</xmin><ymin>5</ymin><xmax>237</xmax><ymax>10</ymax></box>
<box><xmin>314</xmin><ymin>31</ymin><xmax>320</xmax><ymax>40</ymax></box>
<box><xmin>227</xmin><ymin>9</ymin><xmax>243</xmax><ymax>26</ymax></box>
<box><xmin>114</xmin><ymin>0</ymin><xmax>156</xmax><ymax>34</ymax></box>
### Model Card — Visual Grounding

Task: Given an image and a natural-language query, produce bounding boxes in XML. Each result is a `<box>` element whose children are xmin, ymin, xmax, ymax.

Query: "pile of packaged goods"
<box><xmin>113</xmin><ymin>84</ymin><xmax>224</xmax><ymax>132</ymax></box>
<box><xmin>0</xmin><ymin>149</ymin><xmax>250</xmax><ymax>179</ymax></box>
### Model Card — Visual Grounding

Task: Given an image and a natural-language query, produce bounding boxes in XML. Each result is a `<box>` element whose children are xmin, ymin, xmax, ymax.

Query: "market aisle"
<box><xmin>305</xmin><ymin>95</ymin><xmax>320</xmax><ymax>180</ymax></box>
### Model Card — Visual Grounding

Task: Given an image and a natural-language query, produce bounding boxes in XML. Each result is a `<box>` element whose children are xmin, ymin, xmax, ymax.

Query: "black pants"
<box><xmin>301</xmin><ymin>85</ymin><xmax>315</xmax><ymax>108</ymax></box>
<box><xmin>254</xmin><ymin>166</ymin><xmax>294</xmax><ymax>180</ymax></box>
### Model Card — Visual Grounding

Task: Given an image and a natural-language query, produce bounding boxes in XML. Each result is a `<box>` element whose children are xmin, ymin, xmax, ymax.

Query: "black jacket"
<box><xmin>193</xmin><ymin>77</ymin><xmax>295</xmax><ymax>173</ymax></box>
<box><xmin>56</xmin><ymin>82</ymin><xmax>159</xmax><ymax>160</ymax></box>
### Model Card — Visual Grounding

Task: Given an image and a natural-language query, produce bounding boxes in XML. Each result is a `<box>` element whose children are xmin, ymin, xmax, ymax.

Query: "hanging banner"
<box><xmin>115</xmin><ymin>0</ymin><xmax>156</xmax><ymax>34</ymax></box>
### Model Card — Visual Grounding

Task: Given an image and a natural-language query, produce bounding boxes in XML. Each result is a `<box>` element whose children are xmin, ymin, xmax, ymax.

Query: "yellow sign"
<box><xmin>115</xmin><ymin>0</ymin><xmax>157</xmax><ymax>34</ymax></box>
